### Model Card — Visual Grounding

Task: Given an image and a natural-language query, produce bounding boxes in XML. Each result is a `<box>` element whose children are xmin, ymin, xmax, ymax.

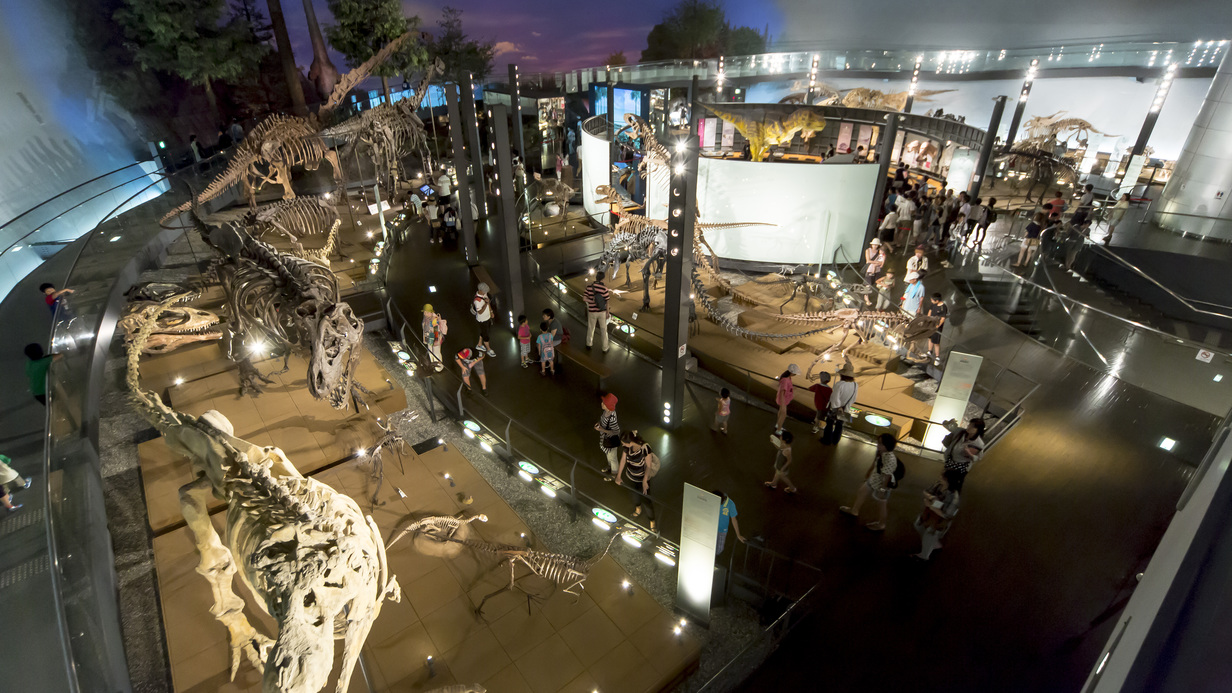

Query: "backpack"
<box><xmin>645</xmin><ymin>451</ymin><xmax>661</xmax><ymax>479</ymax></box>
<box><xmin>437</xmin><ymin>316</ymin><xmax>448</xmax><ymax>336</ymax></box>
<box><xmin>888</xmin><ymin>458</ymin><xmax>907</xmax><ymax>489</ymax></box>
<box><xmin>985</xmin><ymin>207</ymin><xmax>997</xmax><ymax>225</ymax></box>
<box><xmin>589</xmin><ymin>284</ymin><xmax>608</xmax><ymax>312</ymax></box>
<box><xmin>561</xmin><ymin>324</ymin><xmax>572</xmax><ymax>344</ymax></box>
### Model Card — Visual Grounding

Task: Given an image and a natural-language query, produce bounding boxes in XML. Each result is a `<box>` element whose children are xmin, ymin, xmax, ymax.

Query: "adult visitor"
<box><xmin>583</xmin><ymin>271</ymin><xmax>612</xmax><ymax>352</ymax></box>
<box><xmin>971</xmin><ymin>197</ymin><xmax>997</xmax><ymax>250</ymax></box>
<box><xmin>436</xmin><ymin>169</ymin><xmax>452</xmax><ymax>201</ymax></box>
<box><xmin>874</xmin><ymin>270</ymin><xmax>897</xmax><ymax>311</ymax></box>
<box><xmin>471</xmin><ymin>283</ymin><xmax>495</xmax><ymax>357</ymax></box>
<box><xmin>713</xmin><ymin>490</ymin><xmax>746</xmax><ymax>554</ymax></box>
<box><xmin>614</xmin><ymin>431</ymin><xmax>656</xmax><ymax>531</ymax></box>
<box><xmin>913</xmin><ymin>469</ymin><xmax>964</xmax><ymax>560</ymax></box>
<box><xmin>821</xmin><ymin>360</ymin><xmax>857</xmax><ymax>445</ymax></box>
<box><xmin>774</xmin><ymin>364</ymin><xmax>800</xmax><ymax>431</ymax></box>
<box><xmin>0</xmin><ymin>454</ymin><xmax>30</xmax><ymax>496</ymax></box>
<box><xmin>863</xmin><ymin>239</ymin><xmax>885</xmax><ymax>284</ymax></box>
<box><xmin>228</xmin><ymin>119</ymin><xmax>244</xmax><ymax>143</ymax></box>
<box><xmin>878</xmin><ymin>209</ymin><xmax>900</xmax><ymax>251</ymax></box>
<box><xmin>595</xmin><ymin>393</ymin><xmax>621</xmax><ymax>479</ymax></box>
<box><xmin>1014</xmin><ymin>212</ymin><xmax>1045</xmax><ymax>267</ymax></box>
<box><xmin>1072</xmin><ymin>184</ymin><xmax>1095</xmax><ymax>226</ymax></box>
<box><xmin>1104</xmin><ymin>193</ymin><xmax>1131</xmax><ymax>245</ymax></box>
<box><xmin>424</xmin><ymin>198</ymin><xmax>441</xmax><ymax>243</ymax></box>
<box><xmin>840</xmin><ymin>433</ymin><xmax>900</xmax><ymax>531</ymax></box>
<box><xmin>1047</xmin><ymin>190</ymin><xmax>1066</xmax><ymax>222</ymax></box>
<box><xmin>941</xmin><ymin>418</ymin><xmax>986</xmax><ymax>477</ymax></box>
<box><xmin>442</xmin><ymin>204</ymin><xmax>458</xmax><ymax>241</ymax></box>
<box><xmin>421</xmin><ymin>304</ymin><xmax>447</xmax><ymax>372</ymax></box>
<box><xmin>901</xmin><ymin>272</ymin><xmax>925</xmax><ymax>315</ymax></box>
<box><xmin>925</xmin><ymin>293</ymin><xmax>948</xmax><ymax>363</ymax></box>
<box><xmin>541</xmin><ymin>308</ymin><xmax>563</xmax><ymax>356</ymax></box>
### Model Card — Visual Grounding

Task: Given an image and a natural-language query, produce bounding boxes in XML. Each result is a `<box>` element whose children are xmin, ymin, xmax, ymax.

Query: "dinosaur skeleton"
<box><xmin>192</xmin><ymin>203</ymin><xmax>365</xmax><ymax>410</ymax></box>
<box><xmin>118</xmin><ymin>302</ymin><xmax>223</xmax><ymax>354</ymax></box>
<box><xmin>839</xmin><ymin>87</ymin><xmax>954</xmax><ymax>112</ymax></box>
<box><xmin>358</xmin><ymin>410</ymin><xmax>419</xmax><ymax>507</ymax></box>
<box><xmin>322</xmin><ymin>58</ymin><xmax>443</xmax><ymax>196</ymax></box>
<box><xmin>249</xmin><ymin>197</ymin><xmax>339</xmax><ymax>249</ymax></box>
<box><xmin>436</xmin><ymin>531</ymin><xmax>625</xmax><ymax>616</ymax></box>
<box><xmin>775</xmin><ymin>308</ymin><xmax>943</xmax><ymax>375</ymax></box>
<box><xmin>125</xmin><ymin>297</ymin><xmax>399</xmax><ymax>693</ymax></box>
<box><xmin>125</xmin><ymin>281</ymin><xmax>203</xmax><ymax>304</ymax></box>
<box><xmin>162</xmin><ymin>33</ymin><xmax>417</xmax><ymax>224</ymax></box>
<box><xmin>385</xmin><ymin>513</ymin><xmax>489</xmax><ymax>553</ymax></box>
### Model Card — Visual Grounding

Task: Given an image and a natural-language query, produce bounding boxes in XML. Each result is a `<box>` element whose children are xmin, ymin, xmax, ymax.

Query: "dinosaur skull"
<box><xmin>119</xmin><ymin>304</ymin><xmax>224</xmax><ymax>354</ymax></box>
<box><xmin>308</xmin><ymin>303</ymin><xmax>363</xmax><ymax>409</ymax></box>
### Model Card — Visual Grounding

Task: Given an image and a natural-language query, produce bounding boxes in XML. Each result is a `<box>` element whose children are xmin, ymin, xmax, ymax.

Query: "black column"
<box><xmin>1003</xmin><ymin>60</ymin><xmax>1038</xmax><ymax>154</ymax></box>
<box><xmin>489</xmin><ymin>104</ymin><xmax>525</xmax><ymax>322</ymax></box>
<box><xmin>863</xmin><ymin>112</ymin><xmax>900</xmax><ymax>247</ymax></box>
<box><xmin>460</xmin><ymin>73</ymin><xmax>487</xmax><ymax>220</ymax></box>
<box><xmin>661</xmin><ymin>77</ymin><xmax>699</xmax><ymax>431</ymax></box>
<box><xmin>969</xmin><ymin>95</ymin><xmax>1007</xmax><ymax>200</ymax></box>
<box><xmin>445</xmin><ymin>84</ymin><xmax>478</xmax><ymax>265</ymax></box>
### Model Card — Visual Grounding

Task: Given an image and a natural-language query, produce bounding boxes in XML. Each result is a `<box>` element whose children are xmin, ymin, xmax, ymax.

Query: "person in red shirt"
<box><xmin>806</xmin><ymin>371</ymin><xmax>833</xmax><ymax>434</ymax></box>
<box><xmin>39</xmin><ymin>283</ymin><xmax>73</xmax><ymax>315</ymax></box>
<box><xmin>1047</xmin><ymin>191</ymin><xmax>1067</xmax><ymax>222</ymax></box>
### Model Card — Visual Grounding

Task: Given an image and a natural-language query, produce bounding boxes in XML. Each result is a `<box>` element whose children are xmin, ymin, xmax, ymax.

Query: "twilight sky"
<box><xmin>287</xmin><ymin>0</ymin><xmax>787</xmax><ymax>77</ymax></box>
<box><xmin>284</xmin><ymin>0</ymin><xmax>1227</xmax><ymax>79</ymax></box>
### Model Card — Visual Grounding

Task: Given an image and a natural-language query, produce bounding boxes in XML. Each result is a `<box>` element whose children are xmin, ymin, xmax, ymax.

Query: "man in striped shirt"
<box><xmin>583</xmin><ymin>271</ymin><xmax>611</xmax><ymax>353</ymax></box>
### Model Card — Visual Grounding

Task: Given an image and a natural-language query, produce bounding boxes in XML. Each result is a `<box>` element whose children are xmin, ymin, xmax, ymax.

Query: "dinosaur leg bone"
<box><xmin>179</xmin><ymin>475</ymin><xmax>272</xmax><ymax>679</ymax></box>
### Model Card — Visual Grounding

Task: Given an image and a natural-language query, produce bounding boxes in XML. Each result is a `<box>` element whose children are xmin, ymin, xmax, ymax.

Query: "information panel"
<box><xmin>925</xmin><ymin>351</ymin><xmax>984</xmax><ymax>449</ymax></box>
<box><xmin>676</xmin><ymin>484</ymin><xmax>721</xmax><ymax>624</ymax></box>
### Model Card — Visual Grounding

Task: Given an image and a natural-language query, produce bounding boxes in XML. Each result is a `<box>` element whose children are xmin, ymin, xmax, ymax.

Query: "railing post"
<box><xmin>568</xmin><ymin>459</ymin><xmax>579</xmax><ymax>521</ymax></box>
<box><xmin>504</xmin><ymin>419</ymin><xmax>513</xmax><ymax>457</ymax></box>
<box><xmin>456</xmin><ymin>383</ymin><xmax>465</xmax><ymax>418</ymax></box>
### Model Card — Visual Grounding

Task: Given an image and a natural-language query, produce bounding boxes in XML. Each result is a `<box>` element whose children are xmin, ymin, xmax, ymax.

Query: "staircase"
<box><xmin>955</xmin><ymin>275</ymin><xmax>1047</xmax><ymax>338</ymax></box>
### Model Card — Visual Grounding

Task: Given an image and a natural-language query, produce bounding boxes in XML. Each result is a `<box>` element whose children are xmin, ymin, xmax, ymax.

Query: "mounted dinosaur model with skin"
<box><xmin>161</xmin><ymin>32</ymin><xmax>418</xmax><ymax>225</ymax></box>
<box><xmin>188</xmin><ymin>185</ymin><xmax>366</xmax><ymax>410</ymax></box>
<box><xmin>125</xmin><ymin>296</ymin><xmax>400</xmax><ymax>693</ymax></box>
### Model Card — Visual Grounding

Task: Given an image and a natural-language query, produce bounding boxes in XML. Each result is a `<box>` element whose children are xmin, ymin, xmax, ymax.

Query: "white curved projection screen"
<box><xmin>580</xmin><ymin>127</ymin><xmax>611</xmax><ymax>225</ymax></box>
<box><xmin>696</xmin><ymin>158</ymin><xmax>877</xmax><ymax>266</ymax></box>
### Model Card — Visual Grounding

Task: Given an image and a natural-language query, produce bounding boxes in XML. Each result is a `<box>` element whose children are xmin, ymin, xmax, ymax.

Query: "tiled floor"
<box><xmin>151</xmin><ymin>444</ymin><xmax>700</xmax><ymax>693</ymax></box>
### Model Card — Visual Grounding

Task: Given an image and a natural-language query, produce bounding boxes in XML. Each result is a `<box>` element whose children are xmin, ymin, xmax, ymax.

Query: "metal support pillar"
<box><xmin>607</xmin><ymin>78</ymin><xmax>617</xmax><ymax>169</ymax></box>
<box><xmin>969</xmin><ymin>95</ymin><xmax>1007</xmax><ymax>200</ymax></box>
<box><xmin>460</xmin><ymin>73</ymin><xmax>487</xmax><ymax>219</ymax></box>
<box><xmin>508</xmin><ymin>64</ymin><xmax>526</xmax><ymax>166</ymax></box>
<box><xmin>489</xmin><ymin>104</ymin><xmax>525</xmax><ymax>323</ymax></box>
<box><xmin>1003</xmin><ymin>59</ymin><xmax>1038</xmax><ymax>154</ymax></box>
<box><xmin>903</xmin><ymin>57</ymin><xmax>922</xmax><ymax>114</ymax></box>
<box><xmin>445</xmin><ymin>84</ymin><xmax>478</xmax><ymax>265</ymax></box>
<box><xmin>1133</xmin><ymin>62</ymin><xmax>1178</xmax><ymax>157</ymax></box>
<box><xmin>863</xmin><ymin>112</ymin><xmax>900</xmax><ymax>246</ymax></box>
<box><xmin>661</xmin><ymin>77</ymin><xmax>699</xmax><ymax>431</ymax></box>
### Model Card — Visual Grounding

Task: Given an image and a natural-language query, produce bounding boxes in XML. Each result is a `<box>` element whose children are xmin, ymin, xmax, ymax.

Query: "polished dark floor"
<box><xmin>387</xmin><ymin>213</ymin><xmax>1220</xmax><ymax>693</ymax></box>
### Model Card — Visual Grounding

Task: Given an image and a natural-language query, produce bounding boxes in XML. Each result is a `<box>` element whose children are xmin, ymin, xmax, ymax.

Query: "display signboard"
<box><xmin>580</xmin><ymin>125</ymin><xmax>611</xmax><ymax>225</ymax></box>
<box><xmin>1118</xmin><ymin>154</ymin><xmax>1145</xmax><ymax>197</ymax></box>
<box><xmin>837</xmin><ymin>122</ymin><xmax>853</xmax><ymax>153</ymax></box>
<box><xmin>925</xmin><ymin>351</ymin><xmax>984</xmax><ymax>449</ymax></box>
<box><xmin>704</xmin><ymin>118</ymin><xmax>719</xmax><ymax>151</ymax></box>
<box><xmin>721</xmin><ymin>120</ymin><xmax>735</xmax><ymax>150</ymax></box>
<box><xmin>676</xmin><ymin>484</ymin><xmax>720</xmax><ymax>624</ymax></box>
<box><xmin>857</xmin><ymin>124</ymin><xmax>874</xmax><ymax>156</ymax></box>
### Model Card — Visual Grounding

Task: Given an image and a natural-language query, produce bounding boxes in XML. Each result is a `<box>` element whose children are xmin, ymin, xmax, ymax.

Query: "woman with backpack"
<box><xmin>840</xmin><ymin>433</ymin><xmax>900</xmax><ymax>531</ymax></box>
<box><xmin>613</xmin><ymin>430</ymin><xmax>657</xmax><ymax>531</ymax></box>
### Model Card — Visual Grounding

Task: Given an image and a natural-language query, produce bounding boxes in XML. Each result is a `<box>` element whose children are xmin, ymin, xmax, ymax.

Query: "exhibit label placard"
<box><xmin>925</xmin><ymin>351</ymin><xmax>984</xmax><ymax>449</ymax></box>
<box><xmin>704</xmin><ymin>118</ymin><xmax>719</xmax><ymax>151</ymax></box>
<box><xmin>721</xmin><ymin>120</ymin><xmax>735</xmax><ymax>150</ymax></box>
<box><xmin>857</xmin><ymin>124</ymin><xmax>874</xmax><ymax>154</ymax></box>
<box><xmin>676</xmin><ymin>484</ymin><xmax>721</xmax><ymax>625</ymax></box>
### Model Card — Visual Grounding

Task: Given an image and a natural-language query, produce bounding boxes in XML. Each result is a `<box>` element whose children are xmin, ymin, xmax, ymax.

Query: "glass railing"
<box><xmin>508</xmin><ymin>40</ymin><xmax>1225</xmax><ymax>90</ymax></box>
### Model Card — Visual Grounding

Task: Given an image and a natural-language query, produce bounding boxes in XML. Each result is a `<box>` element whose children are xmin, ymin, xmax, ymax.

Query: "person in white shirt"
<box><xmin>471</xmin><ymin>283</ymin><xmax>494</xmax><ymax>356</ymax></box>
<box><xmin>424</xmin><ymin>199</ymin><xmax>441</xmax><ymax>243</ymax></box>
<box><xmin>821</xmin><ymin>360</ymin><xmax>858</xmax><ymax>445</ymax></box>
<box><xmin>906</xmin><ymin>246</ymin><xmax>929</xmax><ymax>277</ymax></box>
<box><xmin>436</xmin><ymin>171</ymin><xmax>452</xmax><ymax>200</ymax></box>
<box><xmin>878</xmin><ymin>211</ymin><xmax>900</xmax><ymax>252</ymax></box>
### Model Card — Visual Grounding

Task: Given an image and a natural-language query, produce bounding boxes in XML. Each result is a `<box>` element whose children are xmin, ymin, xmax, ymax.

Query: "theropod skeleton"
<box><xmin>191</xmin><ymin>198</ymin><xmax>366</xmax><ymax>410</ymax></box>
<box><xmin>126</xmin><ymin>297</ymin><xmax>399</xmax><ymax>693</ymax></box>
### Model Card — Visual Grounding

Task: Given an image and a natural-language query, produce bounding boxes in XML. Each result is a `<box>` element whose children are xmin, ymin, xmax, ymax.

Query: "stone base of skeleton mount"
<box><xmin>150</xmin><ymin>440</ymin><xmax>701</xmax><ymax>691</ymax></box>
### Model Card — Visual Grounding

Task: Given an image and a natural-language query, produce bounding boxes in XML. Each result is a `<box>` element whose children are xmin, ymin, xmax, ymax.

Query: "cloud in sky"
<box><xmin>493</xmin><ymin>41</ymin><xmax>520</xmax><ymax>56</ymax></box>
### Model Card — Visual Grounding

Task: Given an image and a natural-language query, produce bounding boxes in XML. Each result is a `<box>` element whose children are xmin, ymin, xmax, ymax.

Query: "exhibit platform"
<box><xmin>564</xmin><ymin>262</ymin><xmax>934</xmax><ymax>439</ymax></box>
<box><xmin>137</xmin><ymin>341</ymin><xmax>407</xmax><ymax>534</ymax></box>
<box><xmin>152</xmin><ymin>443</ymin><xmax>701</xmax><ymax>692</ymax></box>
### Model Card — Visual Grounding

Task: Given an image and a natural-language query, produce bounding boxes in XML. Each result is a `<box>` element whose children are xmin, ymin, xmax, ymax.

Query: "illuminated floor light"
<box><xmin>428</xmin><ymin>285</ymin><xmax>437</xmax><ymax>293</ymax></box>
<box><xmin>592</xmin><ymin>507</ymin><xmax>617</xmax><ymax>523</ymax></box>
<box><xmin>480</xmin><ymin>440</ymin><xmax>493</xmax><ymax>453</ymax></box>
<box><xmin>673</xmin><ymin>625</ymin><xmax>682</xmax><ymax>635</ymax></box>
<box><xmin>518</xmin><ymin>470</ymin><xmax>534</xmax><ymax>482</ymax></box>
<box><xmin>356</xmin><ymin>448</ymin><xmax>366</xmax><ymax>457</ymax></box>
<box><xmin>654</xmin><ymin>551</ymin><xmax>676</xmax><ymax>566</ymax></box>
<box><xmin>463</xmin><ymin>420</ymin><xmax>481</xmax><ymax>432</ymax></box>
<box><xmin>592</xmin><ymin>518</ymin><xmax>611</xmax><ymax>531</ymax></box>
<box><xmin>1215</xmin><ymin>374</ymin><xmax>1224</xmax><ymax>382</ymax></box>
<box><xmin>622</xmin><ymin>533</ymin><xmax>642</xmax><ymax>548</ymax></box>
<box><xmin>109</xmin><ymin>235</ymin><xmax>122</xmax><ymax>242</ymax></box>
<box><xmin>1159</xmin><ymin>437</ymin><xmax>1177</xmax><ymax>451</ymax></box>
<box><xmin>540</xmin><ymin>484</ymin><xmax>557</xmax><ymax>498</ymax></box>
<box><xmin>463</xmin><ymin>429</ymin><xmax>475</xmax><ymax>439</ymax></box>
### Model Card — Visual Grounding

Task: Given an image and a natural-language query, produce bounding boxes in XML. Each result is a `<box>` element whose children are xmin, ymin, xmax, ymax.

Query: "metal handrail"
<box><xmin>1086</xmin><ymin>242</ymin><xmax>1232</xmax><ymax>319</ymax></box>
